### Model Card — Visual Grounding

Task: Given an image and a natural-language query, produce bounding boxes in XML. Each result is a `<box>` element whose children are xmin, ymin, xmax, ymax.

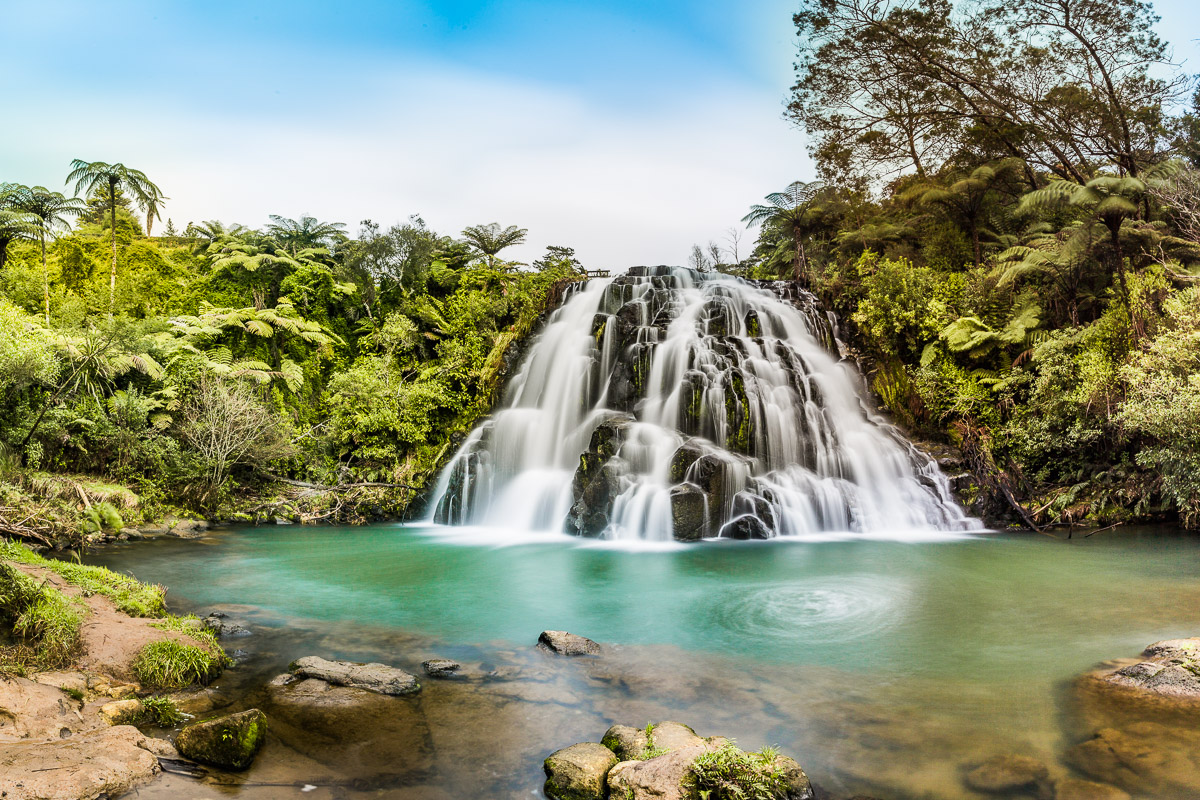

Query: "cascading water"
<box><xmin>428</xmin><ymin>266</ymin><xmax>977</xmax><ymax>541</ymax></box>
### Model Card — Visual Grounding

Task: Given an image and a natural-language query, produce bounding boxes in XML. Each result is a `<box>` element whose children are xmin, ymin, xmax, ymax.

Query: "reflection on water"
<box><xmin>85</xmin><ymin>525</ymin><xmax>1200</xmax><ymax>799</ymax></box>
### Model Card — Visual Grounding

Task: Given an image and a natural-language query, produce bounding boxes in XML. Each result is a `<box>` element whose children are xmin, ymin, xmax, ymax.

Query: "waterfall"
<box><xmin>428</xmin><ymin>266</ymin><xmax>977</xmax><ymax>541</ymax></box>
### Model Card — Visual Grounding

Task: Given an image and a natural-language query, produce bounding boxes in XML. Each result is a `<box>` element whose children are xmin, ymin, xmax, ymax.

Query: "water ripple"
<box><xmin>713</xmin><ymin>577</ymin><xmax>908</xmax><ymax>645</ymax></box>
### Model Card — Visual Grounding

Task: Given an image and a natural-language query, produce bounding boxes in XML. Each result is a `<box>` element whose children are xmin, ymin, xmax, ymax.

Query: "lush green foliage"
<box><xmin>0</xmin><ymin>160</ymin><xmax>585</xmax><ymax>542</ymax></box>
<box><xmin>687</xmin><ymin>743</ymin><xmax>790</xmax><ymax>800</ymax></box>
<box><xmin>0</xmin><ymin>561</ymin><xmax>83</xmax><ymax>667</ymax></box>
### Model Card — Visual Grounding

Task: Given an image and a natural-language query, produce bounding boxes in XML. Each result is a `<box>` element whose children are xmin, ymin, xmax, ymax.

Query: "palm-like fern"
<box><xmin>742</xmin><ymin>181</ymin><xmax>827</xmax><ymax>281</ymax></box>
<box><xmin>0</xmin><ymin>201</ymin><xmax>37</xmax><ymax>271</ymax></box>
<box><xmin>65</xmin><ymin>159</ymin><xmax>164</xmax><ymax>316</ymax></box>
<box><xmin>901</xmin><ymin>159</ymin><xmax>1022</xmax><ymax>266</ymax></box>
<box><xmin>1017</xmin><ymin>161</ymin><xmax>1183</xmax><ymax>303</ymax></box>
<box><xmin>460</xmin><ymin>223</ymin><xmax>528</xmax><ymax>268</ymax></box>
<box><xmin>266</xmin><ymin>215</ymin><xmax>347</xmax><ymax>256</ymax></box>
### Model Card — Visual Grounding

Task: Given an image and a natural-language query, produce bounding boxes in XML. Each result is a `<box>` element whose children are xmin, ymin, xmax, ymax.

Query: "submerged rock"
<box><xmin>538</xmin><ymin>630</ymin><xmax>601</xmax><ymax>656</ymax></box>
<box><xmin>174</xmin><ymin>708</ymin><xmax>267</xmax><ymax>770</ymax></box>
<box><xmin>963</xmin><ymin>754</ymin><xmax>1051</xmax><ymax>796</ymax></box>
<box><xmin>544</xmin><ymin>741</ymin><xmax>618</xmax><ymax>800</ymax></box>
<box><xmin>290</xmin><ymin>656</ymin><xmax>420</xmax><ymax>695</ymax></box>
<box><xmin>422</xmin><ymin>658</ymin><xmax>462</xmax><ymax>678</ymax></box>
<box><xmin>1065</xmin><ymin>722</ymin><xmax>1200</xmax><ymax>796</ymax></box>
<box><xmin>1054</xmin><ymin>778</ymin><xmax>1131</xmax><ymax>800</ymax></box>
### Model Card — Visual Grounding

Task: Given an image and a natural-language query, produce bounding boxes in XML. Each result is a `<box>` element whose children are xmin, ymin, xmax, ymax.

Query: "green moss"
<box><xmin>132</xmin><ymin>639</ymin><xmax>226</xmax><ymax>690</ymax></box>
<box><xmin>174</xmin><ymin>709</ymin><xmax>267</xmax><ymax>770</ymax></box>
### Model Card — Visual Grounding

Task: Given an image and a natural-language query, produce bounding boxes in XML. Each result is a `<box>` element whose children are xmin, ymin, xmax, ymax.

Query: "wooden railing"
<box><xmin>583</xmin><ymin>269</ymin><xmax>610</xmax><ymax>279</ymax></box>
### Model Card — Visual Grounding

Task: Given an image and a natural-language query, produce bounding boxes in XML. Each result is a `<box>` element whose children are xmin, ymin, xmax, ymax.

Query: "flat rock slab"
<box><xmin>1066</xmin><ymin>721</ymin><xmax>1200</xmax><ymax>796</ymax></box>
<box><xmin>545</xmin><ymin>741</ymin><xmax>618</xmax><ymax>800</ymax></box>
<box><xmin>538</xmin><ymin>630</ymin><xmax>601</xmax><ymax>656</ymax></box>
<box><xmin>1054</xmin><ymin>778</ymin><xmax>1131</xmax><ymax>800</ymax></box>
<box><xmin>0</xmin><ymin>725</ymin><xmax>160</xmax><ymax>800</ymax></box>
<box><xmin>290</xmin><ymin>656</ymin><xmax>420</xmax><ymax>695</ymax></box>
<box><xmin>0</xmin><ymin>676</ymin><xmax>90</xmax><ymax>742</ymax></box>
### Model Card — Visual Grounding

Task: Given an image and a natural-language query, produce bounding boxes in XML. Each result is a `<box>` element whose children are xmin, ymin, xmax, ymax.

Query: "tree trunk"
<box><xmin>108</xmin><ymin>180</ymin><xmax>118</xmax><ymax>319</ymax></box>
<box><xmin>971</xmin><ymin>225</ymin><xmax>981</xmax><ymax>268</ymax></box>
<box><xmin>41</xmin><ymin>232</ymin><xmax>50</xmax><ymax>326</ymax></box>
<box><xmin>1109</xmin><ymin>220</ymin><xmax>1129</xmax><ymax>307</ymax></box>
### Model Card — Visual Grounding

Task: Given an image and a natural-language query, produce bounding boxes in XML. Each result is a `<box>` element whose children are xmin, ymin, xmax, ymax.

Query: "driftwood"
<box><xmin>952</xmin><ymin>420</ymin><xmax>1047</xmax><ymax>534</ymax></box>
<box><xmin>0</xmin><ymin>506</ymin><xmax>56</xmax><ymax>547</ymax></box>
<box><xmin>260</xmin><ymin>473</ymin><xmax>417</xmax><ymax>493</ymax></box>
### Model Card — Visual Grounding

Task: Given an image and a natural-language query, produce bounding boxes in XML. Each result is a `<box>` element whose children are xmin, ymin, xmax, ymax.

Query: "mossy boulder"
<box><xmin>602</xmin><ymin>724</ymin><xmax>650</xmax><ymax>760</ymax></box>
<box><xmin>670</xmin><ymin>485</ymin><xmax>708</xmax><ymax>541</ymax></box>
<box><xmin>174</xmin><ymin>708</ymin><xmax>267</xmax><ymax>770</ymax></box>
<box><xmin>544</xmin><ymin>741</ymin><xmax>618</xmax><ymax>800</ymax></box>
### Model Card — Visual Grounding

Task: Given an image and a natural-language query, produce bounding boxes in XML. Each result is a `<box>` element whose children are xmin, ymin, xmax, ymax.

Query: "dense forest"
<box><xmin>4</xmin><ymin>0</ymin><xmax>1200</xmax><ymax>544</ymax></box>
<box><xmin>686</xmin><ymin>0</ymin><xmax>1200</xmax><ymax>529</ymax></box>
<box><xmin>0</xmin><ymin>164</ymin><xmax>582</xmax><ymax>544</ymax></box>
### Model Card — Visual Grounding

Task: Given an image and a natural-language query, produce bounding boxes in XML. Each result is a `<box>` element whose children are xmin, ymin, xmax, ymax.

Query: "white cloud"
<box><xmin>6</xmin><ymin>59</ymin><xmax>813</xmax><ymax>270</ymax></box>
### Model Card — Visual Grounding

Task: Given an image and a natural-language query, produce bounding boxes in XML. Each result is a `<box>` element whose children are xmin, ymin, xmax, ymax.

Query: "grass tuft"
<box><xmin>149</xmin><ymin>614</ymin><xmax>220</xmax><ymax>648</ymax></box>
<box><xmin>133</xmin><ymin>639</ymin><xmax>226</xmax><ymax>690</ymax></box>
<box><xmin>139</xmin><ymin>695</ymin><xmax>184</xmax><ymax>726</ymax></box>
<box><xmin>0</xmin><ymin>562</ymin><xmax>84</xmax><ymax>668</ymax></box>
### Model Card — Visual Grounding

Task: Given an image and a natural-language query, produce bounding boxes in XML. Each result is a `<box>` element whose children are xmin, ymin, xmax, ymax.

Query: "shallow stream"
<box><xmin>87</xmin><ymin>524</ymin><xmax>1200</xmax><ymax>799</ymax></box>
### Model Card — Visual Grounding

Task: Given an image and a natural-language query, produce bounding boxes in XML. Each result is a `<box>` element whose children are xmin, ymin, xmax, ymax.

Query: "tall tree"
<box><xmin>8</xmin><ymin>186</ymin><xmax>87</xmax><ymax>324</ymax></box>
<box><xmin>790</xmin><ymin>0</ymin><xmax>1186</xmax><ymax>186</ymax></box>
<box><xmin>461</xmin><ymin>223</ymin><xmax>528</xmax><ymax>268</ymax></box>
<box><xmin>742</xmin><ymin>181</ymin><xmax>828</xmax><ymax>282</ymax></box>
<box><xmin>65</xmin><ymin>160</ymin><xmax>164</xmax><ymax>317</ymax></box>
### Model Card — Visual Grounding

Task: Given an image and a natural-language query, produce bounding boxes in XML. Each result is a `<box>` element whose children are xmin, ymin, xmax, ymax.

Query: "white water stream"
<box><xmin>429</xmin><ymin>266</ymin><xmax>977</xmax><ymax>541</ymax></box>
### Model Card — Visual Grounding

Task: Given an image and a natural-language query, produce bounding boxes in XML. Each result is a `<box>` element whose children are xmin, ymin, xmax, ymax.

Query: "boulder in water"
<box><xmin>289</xmin><ymin>656</ymin><xmax>420</xmax><ymax>695</ymax></box>
<box><xmin>422</xmin><ymin>658</ymin><xmax>461</xmax><ymax>678</ymax></box>
<box><xmin>544</xmin><ymin>742</ymin><xmax>618</xmax><ymax>800</ymax></box>
<box><xmin>538</xmin><ymin>630</ymin><xmax>601</xmax><ymax>656</ymax></box>
<box><xmin>670</xmin><ymin>485</ymin><xmax>708</xmax><ymax>541</ymax></box>
<box><xmin>174</xmin><ymin>708</ymin><xmax>267</xmax><ymax>770</ymax></box>
<box><xmin>963</xmin><ymin>754</ymin><xmax>1051</xmax><ymax>796</ymax></box>
<box><xmin>1054</xmin><ymin>778</ymin><xmax>1131</xmax><ymax>800</ymax></box>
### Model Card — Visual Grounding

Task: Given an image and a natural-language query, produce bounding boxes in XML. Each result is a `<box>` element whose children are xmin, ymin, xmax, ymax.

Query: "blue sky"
<box><xmin>1</xmin><ymin>1</ymin><xmax>1196</xmax><ymax>268</ymax></box>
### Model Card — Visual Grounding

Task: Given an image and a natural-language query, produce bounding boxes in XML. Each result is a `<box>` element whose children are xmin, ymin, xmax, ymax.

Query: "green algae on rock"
<box><xmin>174</xmin><ymin>708</ymin><xmax>267</xmax><ymax>770</ymax></box>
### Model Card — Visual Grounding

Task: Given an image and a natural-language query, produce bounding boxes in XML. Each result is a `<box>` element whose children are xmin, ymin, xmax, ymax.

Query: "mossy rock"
<box><xmin>174</xmin><ymin>708</ymin><xmax>267</xmax><ymax>770</ymax></box>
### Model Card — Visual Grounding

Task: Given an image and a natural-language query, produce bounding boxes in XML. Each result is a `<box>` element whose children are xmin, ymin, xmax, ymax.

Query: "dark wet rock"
<box><xmin>1065</xmin><ymin>722</ymin><xmax>1200</xmax><ymax>796</ymax></box>
<box><xmin>567</xmin><ymin>416</ymin><xmax>634</xmax><ymax>537</ymax></box>
<box><xmin>601</xmin><ymin>724</ymin><xmax>650</xmax><ymax>760</ymax></box>
<box><xmin>670</xmin><ymin>485</ymin><xmax>708</xmax><ymax>541</ymax></box>
<box><xmin>1054</xmin><ymin>778</ymin><xmax>1131</xmax><ymax>800</ymax></box>
<box><xmin>668</xmin><ymin>443</ymin><xmax>705</xmax><ymax>483</ymax></box>
<box><xmin>538</xmin><ymin>630</ymin><xmax>601</xmax><ymax>656</ymax></box>
<box><xmin>201</xmin><ymin>612</ymin><xmax>251</xmax><ymax>638</ymax></box>
<box><xmin>422</xmin><ymin>658</ymin><xmax>461</xmax><ymax>678</ymax></box>
<box><xmin>544</xmin><ymin>741</ymin><xmax>618</xmax><ymax>800</ymax></box>
<box><xmin>289</xmin><ymin>656</ymin><xmax>420</xmax><ymax>695</ymax></box>
<box><xmin>963</xmin><ymin>754</ymin><xmax>1051</xmax><ymax>797</ymax></box>
<box><xmin>721</xmin><ymin>514</ymin><xmax>771</xmax><ymax>540</ymax></box>
<box><xmin>174</xmin><ymin>708</ymin><xmax>267</xmax><ymax>770</ymax></box>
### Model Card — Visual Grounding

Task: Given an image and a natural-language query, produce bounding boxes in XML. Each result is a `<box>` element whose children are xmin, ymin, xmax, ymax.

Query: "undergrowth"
<box><xmin>687</xmin><ymin>742</ymin><xmax>791</xmax><ymax>800</ymax></box>
<box><xmin>150</xmin><ymin>614</ymin><xmax>220</xmax><ymax>648</ymax></box>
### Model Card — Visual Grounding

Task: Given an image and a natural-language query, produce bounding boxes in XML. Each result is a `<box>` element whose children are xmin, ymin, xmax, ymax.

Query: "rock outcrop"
<box><xmin>544</xmin><ymin>720</ymin><xmax>813</xmax><ymax>800</ymax></box>
<box><xmin>0</xmin><ymin>725</ymin><xmax>162</xmax><ymax>800</ymax></box>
